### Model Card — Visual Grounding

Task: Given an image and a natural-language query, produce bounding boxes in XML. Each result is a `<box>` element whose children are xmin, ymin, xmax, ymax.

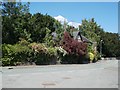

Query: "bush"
<box><xmin>1</xmin><ymin>57</ymin><xmax>14</xmax><ymax>66</ymax></box>
<box><xmin>55</xmin><ymin>46</ymin><xmax>89</xmax><ymax>64</ymax></box>
<box><xmin>29</xmin><ymin>43</ymin><xmax>58</xmax><ymax>65</ymax></box>
<box><xmin>12</xmin><ymin>44</ymin><xmax>33</xmax><ymax>65</ymax></box>
<box><xmin>56</xmin><ymin>47</ymin><xmax>67</xmax><ymax>56</ymax></box>
<box><xmin>29</xmin><ymin>43</ymin><xmax>47</xmax><ymax>54</ymax></box>
<box><xmin>47</xmin><ymin>47</ymin><xmax>58</xmax><ymax>64</ymax></box>
<box><xmin>88</xmin><ymin>52</ymin><xmax>95</xmax><ymax>62</ymax></box>
<box><xmin>60</xmin><ymin>54</ymin><xmax>90</xmax><ymax>64</ymax></box>
<box><xmin>94</xmin><ymin>52</ymin><xmax>101</xmax><ymax>62</ymax></box>
<box><xmin>2</xmin><ymin>44</ymin><xmax>15</xmax><ymax>66</ymax></box>
<box><xmin>55</xmin><ymin>47</ymin><xmax>67</xmax><ymax>63</ymax></box>
<box><xmin>62</xmin><ymin>31</ymin><xmax>87</xmax><ymax>56</ymax></box>
<box><xmin>87</xmin><ymin>45</ymin><xmax>100</xmax><ymax>62</ymax></box>
<box><xmin>59</xmin><ymin>31</ymin><xmax>88</xmax><ymax>64</ymax></box>
<box><xmin>47</xmin><ymin>47</ymin><xmax>57</xmax><ymax>57</ymax></box>
<box><xmin>2</xmin><ymin>42</ymin><xmax>59</xmax><ymax>66</ymax></box>
<box><xmin>2</xmin><ymin>41</ymin><xmax>33</xmax><ymax>66</ymax></box>
<box><xmin>28</xmin><ymin>43</ymin><xmax>48</xmax><ymax>65</ymax></box>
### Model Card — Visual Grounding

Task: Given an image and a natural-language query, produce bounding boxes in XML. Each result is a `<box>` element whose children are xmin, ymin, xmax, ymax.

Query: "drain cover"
<box><xmin>42</xmin><ymin>83</ymin><xmax>56</xmax><ymax>86</ymax></box>
<box><xmin>62</xmin><ymin>77</ymin><xmax>71</xmax><ymax>79</ymax></box>
<box><xmin>42</xmin><ymin>82</ymin><xmax>56</xmax><ymax>88</ymax></box>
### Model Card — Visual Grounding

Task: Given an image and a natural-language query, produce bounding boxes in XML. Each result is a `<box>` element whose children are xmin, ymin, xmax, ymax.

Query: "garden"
<box><xmin>1</xmin><ymin>2</ymin><xmax>120</xmax><ymax>66</ymax></box>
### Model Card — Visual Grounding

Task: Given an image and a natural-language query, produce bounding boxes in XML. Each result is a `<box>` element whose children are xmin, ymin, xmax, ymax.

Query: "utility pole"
<box><xmin>100</xmin><ymin>40</ymin><xmax>103</xmax><ymax>57</ymax></box>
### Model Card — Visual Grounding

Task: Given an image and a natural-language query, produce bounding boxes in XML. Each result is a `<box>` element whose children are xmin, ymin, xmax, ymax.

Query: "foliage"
<box><xmin>56</xmin><ymin>47</ymin><xmax>67</xmax><ymax>57</ymax></box>
<box><xmin>2</xmin><ymin>2</ymin><xmax>120</xmax><ymax>66</ymax></box>
<box><xmin>29</xmin><ymin>42</ymin><xmax>47</xmax><ymax>54</ymax></box>
<box><xmin>60</xmin><ymin>54</ymin><xmax>90</xmax><ymax>64</ymax></box>
<box><xmin>87</xmin><ymin>45</ymin><xmax>94</xmax><ymax>53</ymax></box>
<box><xmin>62</xmin><ymin>31</ymin><xmax>87</xmax><ymax>56</ymax></box>
<box><xmin>95</xmin><ymin>52</ymin><xmax>101</xmax><ymax>61</ymax></box>
<box><xmin>2</xmin><ymin>2</ymin><xmax>31</xmax><ymax>44</ymax></box>
<box><xmin>1</xmin><ymin>2</ymin><xmax>30</xmax><ymax>16</ymax></box>
<box><xmin>88</xmin><ymin>52</ymin><xmax>95</xmax><ymax>62</ymax></box>
<box><xmin>55</xmin><ymin>47</ymin><xmax>68</xmax><ymax>63</ymax></box>
<box><xmin>29</xmin><ymin>43</ymin><xmax>58</xmax><ymax>65</ymax></box>
<box><xmin>100</xmin><ymin>32</ymin><xmax>120</xmax><ymax>57</ymax></box>
<box><xmin>43</xmin><ymin>27</ymin><xmax>55</xmax><ymax>47</ymax></box>
<box><xmin>79</xmin><ymin>18</ymin><xmax>120</xmax><ymax>57</ymax></box>
<box><xmin>29</xmin><ymin>13</ymin><xmax>56</xmax><ymax>43</ymax></box>
<box><xmin>47</xmin><ymin>47</ymin><xmax>57</xmax><ymax>57</ymax></box>
<box><xmin>2</xmin><ymin>40</ymin><xmax>33</xmax><ymax>66</ymax></box>
<box><xmin>53</xmin><ymin>20</ymin><xmax>64</xmax><ymax>46</ymax></box>
<box><xmin>56</xmin><ymin>31</ymin><xmax>88</xmax><ymax>64</ymax></box>
<box><xmin>79</xmin><ymin>18</ymin><xmax>101</xmax><ymax>43</ymax></box>
<box><xmin>2</xmin><ymin>2</ymin><xmax>61</xmax><ymax>44</ymax></box>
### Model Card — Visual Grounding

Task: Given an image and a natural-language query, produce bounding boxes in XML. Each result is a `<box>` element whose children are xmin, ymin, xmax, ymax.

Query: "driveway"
<box><xmin>2</xmin><ymin>60</ymin><xmax>118</xmax><ymax>88</ymax></box>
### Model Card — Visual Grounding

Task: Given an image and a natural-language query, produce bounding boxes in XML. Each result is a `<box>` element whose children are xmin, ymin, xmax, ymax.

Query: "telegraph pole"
<box><xmin>100</xmin><ymin>40</ymin><xmax>103</xmax><ymax>57</ymax></box>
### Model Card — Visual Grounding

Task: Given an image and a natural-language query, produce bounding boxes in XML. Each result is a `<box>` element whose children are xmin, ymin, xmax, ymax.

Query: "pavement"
<box><xmin>1</xmin><ymin>60</ymin><xmax>119</xmax><ymax>88</ymax></box>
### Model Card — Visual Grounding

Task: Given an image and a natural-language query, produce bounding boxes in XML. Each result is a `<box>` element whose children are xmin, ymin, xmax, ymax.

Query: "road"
<box><xmin>1</xmin><ymin>60</ymin><xmax>119</xmax><ymax>88</ymax></box>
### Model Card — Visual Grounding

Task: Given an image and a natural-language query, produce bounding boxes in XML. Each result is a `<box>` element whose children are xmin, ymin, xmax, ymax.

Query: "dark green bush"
<box><xmin>60</xmin><ymin>54</ymin><xmax>90</xmax><ymax>64</ymax></box>
<box><xmin>47</xmin><ymin>47</ymin><xmax>57</xmax><ymax>64</ymax></box>
<box><xmin>55</xmin><ymin>46</ymin><xmax>89</xmax><ymax>64</ymax></box>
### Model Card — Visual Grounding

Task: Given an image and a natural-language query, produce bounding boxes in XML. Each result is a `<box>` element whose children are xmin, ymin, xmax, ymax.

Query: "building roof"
<box><xmin>52</xmin><ymin>31</ymin><xmax>93</xmax><ymax>44</ymax></box>
<box><xmin>73</xmin><ymin>31</ymin><xmax>93</xmax><ymax>43</ymax></box>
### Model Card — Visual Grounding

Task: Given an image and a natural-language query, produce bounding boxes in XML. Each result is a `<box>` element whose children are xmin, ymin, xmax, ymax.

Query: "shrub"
<box><xmin>56</xmin><ymin>47</ymin><xmax>67</xmax><ymax>56</ymax></box>
<box><xmin>47</xmin><ymin>47</ymin><xmax>58</xmax><ymax>64</ymax></box>
<box><xmin>18</xmin><ymin>38</ymin><xmax>30</xmax><ymax>46</ymax></box>
<box><xmin>2</xmin><ymin>44</ymin><xmax>13</xmax><ymax>57</ymax></box>
<box><xmin>1</xmin><ymin>57</ymin><xmax>14</xmax><ymax>66</ymax></box>
<box><xmin>29</xmin><ymin>43</ymin><xmax>58</xmax><ymax>65</ymax></box>
<box><xmin>2</xmin><ymin>42</ymin><xmax>33</xmax><ymax>66</ymax></box>
<box><xmin>28</xmin><ymin>43</ymin><xmax>48</xmax><ymax>65</ymax></box>
<box><xmin>60</xmin><ymin>31</ymin><xmax>88</xmax><ymax>64</ymax></box>
<box><xmin>55</xmin><ymin>47</ymin><xmax>68</xmax><ymax>63</ymax></box>
<box><xmin>2</xmin><ymin>42</ymin><xmax>60</xmax><ymax>66</ymax></box>
<box><xmin>62</xmin><ymin>31</ymin><xmax>87</xmax><ymax>56</ymax></box>
<box><xmin>88</xmin><ymin>52</ymin><xmax>95</xmax><ymax>62</ymax></box>
<box><xmin>94</xmin><ymin>52</ymin><xmax>101</xmax><ymax>62</ymax></box>
<box><xmin>29</xmin><ymin>43</ymin><xmax>47</xmax><ymax>54</ymax></box>
<box><xmin>12</xmin><ymin>44</ymin><xmax>33</xmax><ymax>65</ymax></box>
<box><xmin>60</xmin><ymin>54</ymin><xmax>90</xmax><ymax>64</ymax></box>
<box><xmin>47</xmin><ymin>47</ymin><xmax>57</xmax><ymax>57</ymax></box>
<box><xmin>2</xmin><ymin>44</ymin><xmax>15</xmax><ymax>66</ymax></box>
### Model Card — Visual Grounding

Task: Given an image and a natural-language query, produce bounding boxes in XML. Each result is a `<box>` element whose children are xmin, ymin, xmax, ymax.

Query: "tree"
<box><xmin>2</xmin><ymin>2</ymin><xmax>30</xmax><ymax>44</ymax></box>
<box><xmin>53</xmin><ymin>20</ymin><xmax>64</xmax><ymax>46</ymax></box>
<box><xmin>43</xmin><ymin>27</ymin><xmax>55</xmax><ymax>47</ymax></box>
<box><xmin>28</xmin><ymin>13</ymin><xmax>56</xmax><ymax>43</ymax></box>
<box><xmin>79</xmin><ymin>18</ymin><xmax>101</xmax><ymax>43</ymax></box>
<box><xmin>2</xmin><ymin>2</ymin><xmax>30</xmax><ymax>16</ymax></box>
<box><xmin>79</xmin><ymin>18</ymin><xmax>120</xmax><ymax>57</ymax></box>
<box><xmin>101</xmin><ymin>32</ymin><xmax>120</xmax><ymax>57</ymax></box>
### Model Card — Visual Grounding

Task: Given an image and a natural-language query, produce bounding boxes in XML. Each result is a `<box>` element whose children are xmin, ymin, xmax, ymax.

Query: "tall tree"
<box><xmin>2</xmin><ymin>2</ymin><xmax>30</xmax><ymax>44</ymax></box>
<box><xmin>2</xmin><ymin>2</ymin><xmax>30</xmax><ymax>16</ymax></box>
<box><xmin>79</xmin><ymin>18</ymin><xmax>101</xmax><ymax>43</ymax></box>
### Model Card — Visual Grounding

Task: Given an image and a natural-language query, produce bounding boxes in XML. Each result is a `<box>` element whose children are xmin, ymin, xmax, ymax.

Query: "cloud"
<box><xmin>68</xmin><ymin>22</ymin><xmax>81</xmax><ymax>28</ymax></box>
<box><xmin>54</xmin><ymin>15</ymin><xmax>68</xmax><ymax>24</ymax></box>
<box><xmin>54</xmin><ymin>15</ymin><xmax>81</xmax><ymax>28</ymax></box>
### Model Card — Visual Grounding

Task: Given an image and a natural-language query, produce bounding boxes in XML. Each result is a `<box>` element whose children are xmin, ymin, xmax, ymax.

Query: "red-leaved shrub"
<box><xmin>62</xmin><ymin>31</ymin><xmax>87</xmax><ymax>56</ymax></box>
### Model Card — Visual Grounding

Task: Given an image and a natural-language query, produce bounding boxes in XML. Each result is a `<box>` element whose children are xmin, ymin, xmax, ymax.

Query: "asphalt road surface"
<box><xmin>1</xmin><ymin>60</ymin><xmax>119</xmax><ymax>88</ymax></box>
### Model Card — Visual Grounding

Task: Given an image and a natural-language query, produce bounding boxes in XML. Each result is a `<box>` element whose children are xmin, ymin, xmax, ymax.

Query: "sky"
<box><xmin>29</xmin><ymin>2</ymin><xmax>118</xmax><ymax>33</ymax></box>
